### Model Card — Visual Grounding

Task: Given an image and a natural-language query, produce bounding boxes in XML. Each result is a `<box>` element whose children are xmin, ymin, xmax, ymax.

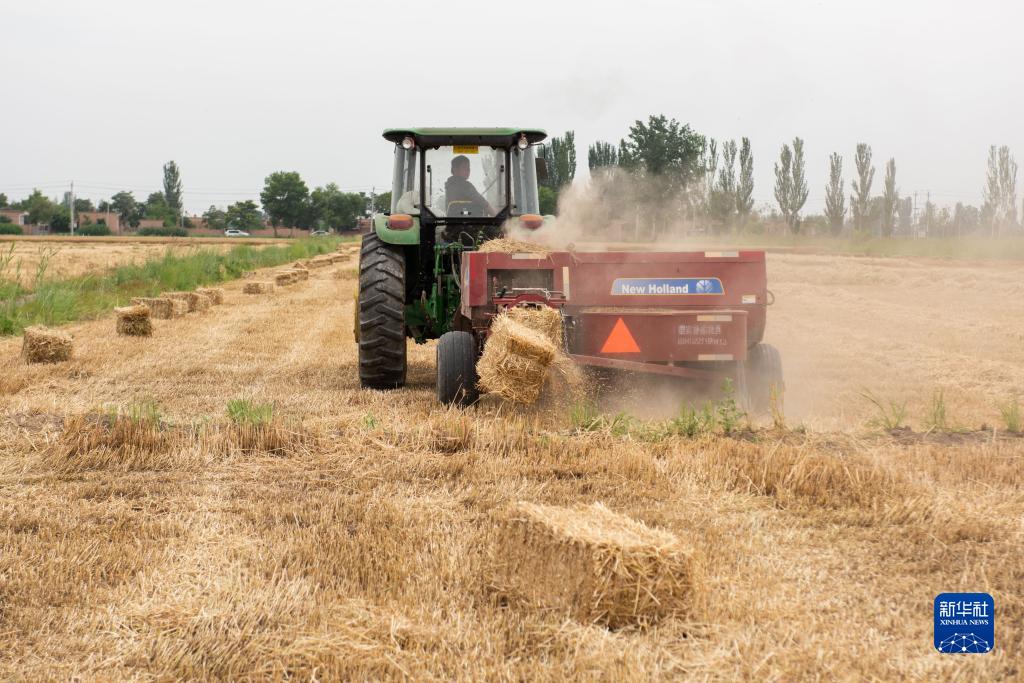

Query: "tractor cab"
<box><xmin>383</xmin><ymin>127</ymin><xmax>547</xmax><ymax>242</ymax></box>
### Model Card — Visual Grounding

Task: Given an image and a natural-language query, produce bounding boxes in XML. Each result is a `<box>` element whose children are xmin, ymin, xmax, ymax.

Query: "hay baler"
<box><xmin>357</xmin><ymin>127</ymin><xmax>782</xmax><ymax>408</ymax></box>
<box><xmin>455</xmin><ymin>247</ymin><xmax>782</xmax><ymax>408</ymax></box>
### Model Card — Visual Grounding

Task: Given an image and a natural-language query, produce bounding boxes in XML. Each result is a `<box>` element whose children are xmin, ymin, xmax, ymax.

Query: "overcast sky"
<box><xmin>3</xmin><ymin>0</ymin><xmax>1022</xmax><ymax>215</ymax></box>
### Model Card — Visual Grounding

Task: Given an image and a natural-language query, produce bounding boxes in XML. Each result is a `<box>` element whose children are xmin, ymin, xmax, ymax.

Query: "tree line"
<box><xmin>0</xmin><ymin>163</ymin><xmax>386</xmax><ymax>236</ymax></box>
<box><xmin>534</xmin><ymin>115</ymin><xmax>1020</xmax><ymax>239</ymax></box>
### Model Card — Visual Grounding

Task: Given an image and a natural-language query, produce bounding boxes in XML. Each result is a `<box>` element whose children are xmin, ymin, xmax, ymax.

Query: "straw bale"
<box><xmin>505</xmin><ymin>306</ymin><xmax>564</xmax><ymax>347</ymax></box>
<box><xmin>22</xmin><ymin>326</ymin><xmax>73</xmax><ymax>364</ymax></box>
<box><xmin>243</xmin><ymin>281</ymin><xmax>275</xmax><ymax>294</ymax></box>
<box><xmin>115</xmin><ymin>305</ymin><xmax>152</xmax><ymax>336</ymax></box>
<box><xmin>290</xmin><ymin>267</ymin><xmax>309</xmax><ymax>281</ymax></box>
<box><xmin>168</xmin><ymin>298</ymin><xmax>188</xmax><ymax>317</ymax></box>
<box><xmin>307</xmin><ymin>255</ymin><xmax>332</xmax><ymax>269</ymax></box>
<box><xmin>161</xmin><ymin>291</ymin><xmax>210</xmax><ymax>313</ymax></box>
<box><xmin>195</xmin><ymin>287</ymin><xmax>225</xmax><ymax>304</ymax></box>
<box><xmin>131</xmin><ymin>297</ymin><xmax>176</xmax><ymax>319</ymax></box>
<box><xmin>477</xmin><ymin>315</ymin><xmax>557</xmax><ymax>404</ymax></box>
<box><xmin>274</xmin><ymin>271</ymin><xmax>298</xmax><ymax>286</ymax></box>
<box><xmin>191</xmin><ymin>292</ymin><xmax>213</xmax><ymax>312</ymax></box>
<box><xmin>496</xmin><ymin>501</ymin><xmax>700</xmax><ymax>628</ymax></box>
<box><xmin>478</xmin><ymin>238</ymin><xmax>551</xmax><ymax>255</ymax></box>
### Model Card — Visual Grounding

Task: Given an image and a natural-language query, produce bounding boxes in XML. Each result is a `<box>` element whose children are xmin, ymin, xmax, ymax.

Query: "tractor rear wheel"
<box><xmin>437</xmin><ymin>331</ymin><xmax>479</xmax><ymax>406</ymax></box>
<box><xmin>358</xmin><ymin>232</ymin><xmax>407</xmax><ymax>389</ymax></box>
<box><xmin>743</xmin><ymin>343</ymin><xmax>784</xmax><ymax>414</ymax></box>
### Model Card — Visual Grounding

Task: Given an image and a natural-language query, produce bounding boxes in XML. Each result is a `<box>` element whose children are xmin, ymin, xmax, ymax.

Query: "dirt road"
<box><xmin>0</xmin><ymin>247</ymin><xmax>1020</xmax><ymax>679</ymax></box>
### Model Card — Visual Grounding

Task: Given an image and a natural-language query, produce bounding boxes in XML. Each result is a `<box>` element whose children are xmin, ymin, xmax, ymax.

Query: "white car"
<box><xmin>224</xmin><ymin>229</ymin><xmax>250</xmax><ymax>237</ymax></box>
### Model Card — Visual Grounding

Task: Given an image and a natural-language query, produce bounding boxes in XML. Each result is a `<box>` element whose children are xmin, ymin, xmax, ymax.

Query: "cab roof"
<box><xmin>383</xmin><ymin>127</ymin><xmax>547</xmax><ymax>147</ymax></box>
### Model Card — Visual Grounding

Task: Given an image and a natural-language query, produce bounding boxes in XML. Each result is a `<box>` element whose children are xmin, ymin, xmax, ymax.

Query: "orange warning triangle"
<box><xmin>600</xmin><ymin>318</ymin><xmax>641</xmax><ymax>353</ymax></box>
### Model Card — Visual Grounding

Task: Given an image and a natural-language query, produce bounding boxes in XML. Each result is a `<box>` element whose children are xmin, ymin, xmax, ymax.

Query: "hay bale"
<box><xmin>290</xmin><ymin>267</ymin><xmax>309</xmax><ymax>281</ymax></box>
<box><xmin>22</xmin><ymin>326</ymin><xmax>73</xmax><ymax>364</ymax></box>
<box><xmin>274</xmin><ymin>271</ymin><xmax>298</xmax><ymax>286</ymax></box>
<box><xmin>307</xmin><ymin>255</ymin><xmax>332</xmax><ymax>269</ymax></box>
<box><xmin>191</xmin><ymin>292</ymin><xmax>213</xmax><ymax>312</ymax></box>
<box><xmin>496</xmin><ymin>501</ymin><xmax>700</xmax><ymax>628</ymax></box>
<box><xmin>243</xmin><ymin>281</ymin><xmax>275</xmax><ymax>294</ymax></box>
<box><xmin>505</xmin><ymin>306</ymin><xmax>564</xmax><ymax>347</ymax></box>
<box><xmin>131</xmin><ymin>296</ymin><xmax>177</xmax><ymax>319</ymax></box>
<box><xmin>477</xmin><ymin>314</ymin><xmax>557</xmax><ymax>404</ymax></box>
<box><xmin>115</xmin><ymin>305</ymin><xmax>152</xmax><ymax>336</ymax></box>
<box><xmin>168</xmin><ymin>298</ymin><xmax>188</xmax><ymax>317</ymax></box>
<box><xmin>196</xmin><ymin>287</ymin><xmax>225</xmax><ymax>305</ymax></box>
<box><xmin>478</xmin><ymin>238</ymin><xmax>551</xmax><ymax>255</ymax></box>
<box><xmin>160</xmin><ymin>291</ymin><xmax>210</xmax><ymax>313</ymax></box>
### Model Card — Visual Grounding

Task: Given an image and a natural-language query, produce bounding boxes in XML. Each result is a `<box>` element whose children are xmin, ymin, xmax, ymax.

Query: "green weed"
<box><xmin>924</xmin><ymin>389</ymin><xmax>949</xmax><ymax>432</ymax></box>
<box><xmin>668</xmin><ymin>402</ymin><xmax>716</xmax><ymax>437</ymax></box>
<box><xmin>227</xmin><ymin>399</ymin><xmax>274</xmax><ymax>425</ymax></box>
<box><xmin>716</xmin><ymin>379</ymin><xmax>746</xmax><ymax>435</ymax></box>
<box><xmin>860</xmin><ymin>390</ymin><xmax>908</xmax><ymax>430</ymax></box>
<box><xmin>999</xmin><ymin>397</ymin><xmax>1021</xmax><ymax>434</ymax></box>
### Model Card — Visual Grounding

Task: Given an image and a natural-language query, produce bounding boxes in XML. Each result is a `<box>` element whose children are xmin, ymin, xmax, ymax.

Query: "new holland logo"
<box><xmin>611</xmin><ymin>278</ymin><xmax>724</xmax><ymax>296</ymax></box>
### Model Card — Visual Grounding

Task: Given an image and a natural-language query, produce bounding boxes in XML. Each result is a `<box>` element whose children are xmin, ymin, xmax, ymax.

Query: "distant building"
<box><xmin>0</xmin><ymin>209</ymin><xmax>28</xmax><ymax>226</ymax></box>
<box><xmin>77</xmin><ymin>211</ymin><xmax>121</xmax><ymax>233</ymax></box>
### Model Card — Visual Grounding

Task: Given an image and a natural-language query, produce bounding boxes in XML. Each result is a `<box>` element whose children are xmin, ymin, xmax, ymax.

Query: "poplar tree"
<box><xmin>824</xmin><ymin>152</ymin><xmax>845</xmax><ymax>235</ymax></box>
<box><xmin>737</xmin><ymin>137</ymin><xmax>754</xmax><ymax>219</ymax></box>
<box><xmin>881</xmin><ymin>158</ymin><xmax>898</xmax><ymax>237</ymax></box>
<box><xmin>162</xmin><ymin>161</ymin><xmax>183</xmax><ymax>223</ymax></box>
<box><xmin>850</xmin><ymin>143</ymin><xmax>874</xmax><ymax>232</ymax></box>
<box><xmin>774</xmin><ymin>137</ymin><xmax>808</xmax><ymax>233</ymax></box>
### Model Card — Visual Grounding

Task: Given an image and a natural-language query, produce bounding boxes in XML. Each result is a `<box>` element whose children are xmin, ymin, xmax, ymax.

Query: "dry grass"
<box><xmin>0</xmin><ymin>244</ymin><xmax>1021</xmax><ymax>680</ymax></box>
<box><xmin>478</xmin><ymin>238</ymin><xmax>551</xmax><ymax>255</ymax></box>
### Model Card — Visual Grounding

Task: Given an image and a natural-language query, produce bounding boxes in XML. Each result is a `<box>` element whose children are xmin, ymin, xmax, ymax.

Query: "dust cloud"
<box><xmin>499</xmin><ymin>177</ymin><xmax>1024</xmax><ymax>431</ymax></box>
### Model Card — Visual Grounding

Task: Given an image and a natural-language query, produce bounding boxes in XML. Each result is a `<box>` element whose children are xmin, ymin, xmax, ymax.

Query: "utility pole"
<box><xmin>926</xmin><ymin>190</ymin><xmax>931</xmax><ymax>237</ymax></box>
<box><xmin>70</xmin><ymin>181</ymin><xmax>75</xmax><ymax>236</ymax></box>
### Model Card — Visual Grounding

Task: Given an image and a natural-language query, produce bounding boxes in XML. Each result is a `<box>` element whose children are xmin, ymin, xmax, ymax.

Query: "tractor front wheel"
<box><xmin>437</xmin><ymin>331</ymin><xmax>479</xmax><ymax>406</ymax></box>
<box><xmin>743</xmin><ymin>343</ymin><xmax>784</xmax><ymax>414</ymax></box>
<box><xmin>358</xmin><ymin>232</ymin><xmax>407</xmax><ymax>389</ymax></box>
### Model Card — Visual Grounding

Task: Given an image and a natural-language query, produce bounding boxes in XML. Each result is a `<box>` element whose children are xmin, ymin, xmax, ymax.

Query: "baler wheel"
<box><xmin>437</xmin><ymin>331</ymin><xmax>480</xmax><ymax>406</ymax></box>
<box><xmin>358</xmin><ymin>232</ymin><xmax>407</xmax><ymax>389</ymax></box>
<box><xmin>744</xmin><ymin>343</ymin><xmax>784</xmax><ymax>414</ymax></box>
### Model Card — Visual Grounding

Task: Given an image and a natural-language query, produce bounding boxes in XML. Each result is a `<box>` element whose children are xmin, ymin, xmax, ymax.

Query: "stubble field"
<box><xmin>0</xmin><ymin>236</ymin><xmax>280</xmax><ymax>287</ymax></box>
<box><xmin>0</xmin><ymin>242</ymin><xmax>1020</xmax><ymax>680</ymax></box>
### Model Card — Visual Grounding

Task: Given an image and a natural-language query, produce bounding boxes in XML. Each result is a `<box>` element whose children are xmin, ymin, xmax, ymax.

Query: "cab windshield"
<box><xmin>425</xmin><ymin>146</ymin><xmax>505</xmax><ymax>218</ymax></box>
<box><xmin>390</xmin><ymin>142</ymin><xmax>539</xmax><ymax>217</ymax></box>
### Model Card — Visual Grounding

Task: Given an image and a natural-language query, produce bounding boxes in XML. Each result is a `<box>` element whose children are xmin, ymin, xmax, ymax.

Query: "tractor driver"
<box><xmin>444</xmin><ymin>155</ymin><xmax>495</xmax><ymax>217</ymax></box>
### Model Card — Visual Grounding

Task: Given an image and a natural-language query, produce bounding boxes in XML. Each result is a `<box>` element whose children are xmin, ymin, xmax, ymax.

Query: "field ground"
<box><xmin>0</xmin><ymin>235</ymin><xmax>285</xmax><ymax>287</ymax></box>
<box><xmin>0</xmin><ymin>244</ymin><xmax>1020</xmax><ymax>679</ymax></box>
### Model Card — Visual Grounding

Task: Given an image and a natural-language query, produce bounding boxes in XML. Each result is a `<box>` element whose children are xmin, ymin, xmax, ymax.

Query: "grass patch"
<box><xmin>0</xmin><ymin>237</ymin><xmax>347</xmax><ymax>335</ymax></box>
<box><xmin>860</xmin><ymin>390</ymin><xmax>908</xmax><ymax>430</ymax></box>
<box><xmin>999</xmin><ymin>396</ymin><xmax>1021</xmax><ymax>434</ymax></box>
<box><xmin>924</xmin><ymin>389</ymin><xmax>949</xmax><ymax>432</ymax></box>
<box><xmin>227</xmin><ymin>399</ymin><xmax>274</xmax><ymax>425</ymax></box>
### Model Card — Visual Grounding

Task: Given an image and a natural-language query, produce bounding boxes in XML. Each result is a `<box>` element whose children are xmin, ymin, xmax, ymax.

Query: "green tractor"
<box><xmin>357</xmin><ymin>127</ymin><xmax>548</xmax><ymax>401</ymax></box>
